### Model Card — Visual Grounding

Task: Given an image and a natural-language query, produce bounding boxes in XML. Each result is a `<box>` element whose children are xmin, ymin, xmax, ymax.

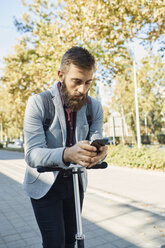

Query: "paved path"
<box><xmin>88</xmin><ymin>164</ymin><xmax>165</xmax><ymax>214</ymax></box>
<box><xmin>0</xmin><ymin>150</ymin><xmax>165</xmax><ymax>248</ymax></box>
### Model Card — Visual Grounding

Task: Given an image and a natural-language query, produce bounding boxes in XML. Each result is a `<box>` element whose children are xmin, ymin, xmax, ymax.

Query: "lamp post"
<box><xmin>127</xmin><ymin>42</ymin><xmax>141</xmax><ymax>148</ymax></box>
<box><xmin>133</xmin><ymin>58</ymin><xmax>141</xmax><ymax>148</ymax></box>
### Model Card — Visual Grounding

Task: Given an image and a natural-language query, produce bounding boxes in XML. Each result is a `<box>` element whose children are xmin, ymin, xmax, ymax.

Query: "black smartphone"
<box><xmin>90</xmin><ymin>137</ymin><xmax>109</xmax><ymax>151</ymax></box>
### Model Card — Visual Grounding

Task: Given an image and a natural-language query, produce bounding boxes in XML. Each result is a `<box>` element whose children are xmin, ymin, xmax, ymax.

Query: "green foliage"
<box><xmin>138</xmin><ymin>54</ymin><xmax>165</xmax><ymax>135</ymax></box>
<box><xmin>0</xmin><ymin>143</ymin><xmax>3</xmax><ymax>149</ymax></box>
<box><xmin>106</xmin><ymin>145</ymin><xmax>165</xmax><ymax>171</ymax></box>
<box><xmin>111</xmin><ymin>53</ymin><xmax>165</xmax><ymax>137</ymax></box>
<box><xmin>0</xmin><ymin>84</ymin><xmax>12</xmax><ymax>136</ymax></box>
<box><xmin>1</xmin><ymin>0</ymin><xmax>165</xmax><ymax>136</ymax></box>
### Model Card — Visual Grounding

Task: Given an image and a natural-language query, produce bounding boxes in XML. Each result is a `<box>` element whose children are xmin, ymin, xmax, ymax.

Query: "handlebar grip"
<box><xmin>88</xmin><ymin>162</ymin><xmax>108</xmax><ymax>169</ymax></box>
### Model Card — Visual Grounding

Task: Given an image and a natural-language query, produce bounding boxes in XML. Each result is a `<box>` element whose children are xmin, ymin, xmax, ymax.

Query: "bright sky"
<box><xmin>0</xmin><ymin>0</ymin><xmax>26</xmax><ymax>70</ymax></box>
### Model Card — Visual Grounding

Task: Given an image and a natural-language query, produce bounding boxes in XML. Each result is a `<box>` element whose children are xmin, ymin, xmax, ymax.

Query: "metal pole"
<box><xmin>121</xmin><ymin>106</ymin><xmax>126</xmax><ymax>145</ymax></box>
<box><xmin>121</xmin><ymin>117</ymin><xmax>125</xmax><ymax>145</ymax></box>
<box><xmin>72</xmin><ymin>167</ymin><xmax>85</xmax><ymax>248</ymax></box>
<box><xmin>112</xmin><ymin>116</ymin><xmax>116</xmax><ymax>145</ymax></box>
<box><xmin>133</xmin><ymin>59</ymin><xmax>141</xmax><ymax>148</ymax></box>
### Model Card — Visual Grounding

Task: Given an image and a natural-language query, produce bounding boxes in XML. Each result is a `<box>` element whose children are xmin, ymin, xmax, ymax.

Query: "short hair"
<box><xmin>60</xmin><ymin>46</ymin><xmax>95</xmax><ymax>72</ymax></box>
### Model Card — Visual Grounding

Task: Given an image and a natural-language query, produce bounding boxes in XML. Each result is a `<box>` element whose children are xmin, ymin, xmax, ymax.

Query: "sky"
<box><xmin>0</xmin><ymin>0</ymin><xmax>26</xmax><ymax>70</ymax></box>
<box><xmin>0</xmin><ymin>0</ymin><xmax>148</xmax><ymax>73</ymax></box>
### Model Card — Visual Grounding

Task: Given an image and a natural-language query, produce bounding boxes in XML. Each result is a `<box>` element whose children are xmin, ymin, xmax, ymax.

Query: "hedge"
<box><xmin>105</xmin><ymin>144</ymin><xmax>165</xmax><ymax>171</ymax></box>
<box><xmin>0</xmin><ymin>146</ymin><xmax>24</xmax><ymax>153</ymax></box>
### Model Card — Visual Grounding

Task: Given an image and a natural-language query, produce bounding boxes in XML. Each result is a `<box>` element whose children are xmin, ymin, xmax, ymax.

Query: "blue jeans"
<box><xmin>31</xmin><ymin>173</ymin><xmax>84</xmax><ymax>248</ymax></box>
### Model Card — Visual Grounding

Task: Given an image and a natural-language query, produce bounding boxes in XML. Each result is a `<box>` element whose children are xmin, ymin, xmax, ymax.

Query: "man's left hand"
<box><xmin>87</xmin><ymin>145</ymin><xmax>108</xmax><ymax>168</ymax></box>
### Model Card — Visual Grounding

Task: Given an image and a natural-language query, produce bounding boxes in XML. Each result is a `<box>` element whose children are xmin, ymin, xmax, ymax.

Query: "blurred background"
<box><xmin>0</xmin><ymin>0</ymin><xmax>165</xmax><ymax>169</ymax></box>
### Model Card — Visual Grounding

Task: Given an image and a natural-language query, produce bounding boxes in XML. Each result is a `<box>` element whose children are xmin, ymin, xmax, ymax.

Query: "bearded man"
<box><xmin>23</xmin><ymin>46</ymin><xmax>107</xmax><ymax>248</ymax></box>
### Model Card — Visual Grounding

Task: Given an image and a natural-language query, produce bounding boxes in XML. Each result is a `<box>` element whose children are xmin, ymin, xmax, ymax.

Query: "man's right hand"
<box><xmin>63</xmin><ymin>140</ymin><xmax>98</xmax><ymax>167</ymax></box>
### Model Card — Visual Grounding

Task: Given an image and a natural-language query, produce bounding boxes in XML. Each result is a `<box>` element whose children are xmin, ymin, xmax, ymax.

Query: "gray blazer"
<box><xmin>23</xmin><ymin>82</ymin><xmax>103</xmax><ymax>199</ymax></box>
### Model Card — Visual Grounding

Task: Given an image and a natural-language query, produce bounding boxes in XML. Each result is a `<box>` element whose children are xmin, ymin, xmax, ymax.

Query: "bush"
<box><xmin>3</xmin><ymin>147</ymin><xmax>24</xmax><ymax>153</ymax></box>
<box><xmin>0</xmin><ymin>143</ymin><xmax>3</xmax><ymax>148</ymax></box>
<box><xmin>105</xmin><ymin>144</ymin><xmax>165</xmax><ymax>171</ymax></box>
<box><xmin>141</xmin><ymin>135</ymin><xmax>151</xmax><ymax>144</ymax></box>
<box><xmin>157</xmin><ymin>134</ymin><xmax>165</xmax><ymax>144</ymax></box>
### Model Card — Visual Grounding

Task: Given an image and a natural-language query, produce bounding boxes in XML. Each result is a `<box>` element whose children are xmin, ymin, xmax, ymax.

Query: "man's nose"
<box><xmin>78</xmin><ymin>84</ymin><xmax>86</xmax><ymax>94</ymax></box>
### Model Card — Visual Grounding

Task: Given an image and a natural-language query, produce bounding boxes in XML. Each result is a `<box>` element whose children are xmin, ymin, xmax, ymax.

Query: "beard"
<box><xmin>61</xmin><ymin>79</ymin><xmax>88</xmax><ymax>112</ymax></box>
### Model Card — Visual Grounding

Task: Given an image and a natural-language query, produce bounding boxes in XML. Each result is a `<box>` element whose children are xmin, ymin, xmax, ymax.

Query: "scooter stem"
<box><xmin>72</xmin><ymin>167</ymin><xmax>85</xmax><ymax>246</ymax></box>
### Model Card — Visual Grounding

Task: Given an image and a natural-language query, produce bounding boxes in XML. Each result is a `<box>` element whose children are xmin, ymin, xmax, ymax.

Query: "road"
<box><xmin>0</xmin><ymin>150</ymin><xmax>165</xmax><ymax>248</ymax></box>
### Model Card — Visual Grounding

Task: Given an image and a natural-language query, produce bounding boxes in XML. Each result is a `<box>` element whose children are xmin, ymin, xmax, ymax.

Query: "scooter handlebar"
<box><xmin>37</xmin><ymin>161</ymin><xmax>108</xmax><ymax>173</ymax></box>
<box><xmin>37</xmin><ymin>166</ymin><xmax>61</xmax><ymax>173</ymax></box>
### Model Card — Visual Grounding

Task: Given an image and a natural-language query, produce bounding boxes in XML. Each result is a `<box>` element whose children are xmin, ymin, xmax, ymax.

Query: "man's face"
<box><xmin>58</xmin><ymin>64</ymin><xmax>94</xmax><ymax>111</ymax></box>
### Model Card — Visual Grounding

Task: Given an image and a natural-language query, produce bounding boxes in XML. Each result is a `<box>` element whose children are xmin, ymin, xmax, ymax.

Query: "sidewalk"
<box><xmin>87</xmin><ymin>164</ymin><xmax>165</xmax><ymax>214</ymax></box>
<box><xmin>0</xmin><ymin>150</ymin><xmax>165</xmax><ymax>248</ymax></box>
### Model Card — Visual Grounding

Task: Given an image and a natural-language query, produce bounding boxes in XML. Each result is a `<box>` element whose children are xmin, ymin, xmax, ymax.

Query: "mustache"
<box><xmin>74</xmin><ymin>94</ymin><xmax>84</xmax><ymax>97</ymax></box>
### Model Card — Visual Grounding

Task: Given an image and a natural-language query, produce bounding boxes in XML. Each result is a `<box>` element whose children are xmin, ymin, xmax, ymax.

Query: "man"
<box><xmin>23</xmin><ymin>46</ymin><xmax>107</xmax><ymax>248</ymax></box>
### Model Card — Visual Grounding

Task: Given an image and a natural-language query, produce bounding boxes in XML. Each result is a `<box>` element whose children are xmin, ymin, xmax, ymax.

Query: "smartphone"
<box><xmin>90</xmin><ymin>137</ymin><xmax>109</xmax><ymax>151</ymax></box>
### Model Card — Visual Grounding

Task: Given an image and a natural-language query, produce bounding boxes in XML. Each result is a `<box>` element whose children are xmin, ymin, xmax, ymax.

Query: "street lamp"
<box><xmin>133</xmin><ymin>56</ymin><xmax>141</xmax><ymax>148</ymax></box>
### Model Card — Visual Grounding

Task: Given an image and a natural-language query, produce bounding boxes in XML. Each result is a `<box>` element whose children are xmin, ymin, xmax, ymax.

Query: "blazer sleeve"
<box><xmin>24</xmin><ymin>95</ymin><xmax>68</xmax><ymax>169</ymax></box>
<box><xmin>89</xmin><ymin>98</ymin><xmax>107</xmax><ymax>163</ymax></box>
<box><xmin>88</xmin><ymin>98</ymin><xmax>104</xmax><ymax>141</ymax></box>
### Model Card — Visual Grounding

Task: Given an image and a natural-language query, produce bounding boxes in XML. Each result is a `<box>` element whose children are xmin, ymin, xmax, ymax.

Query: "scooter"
<box><xmin>37</xmin><ymin>161</ymin><xmax>108</xmax><ymax>248</ymax></box>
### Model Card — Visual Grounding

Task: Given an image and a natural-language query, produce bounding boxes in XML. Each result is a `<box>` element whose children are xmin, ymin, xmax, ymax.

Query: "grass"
<box><xmin>0</xmin><ymin>147</ymin><xmax>24</xmax><ymax>153</ymax></box>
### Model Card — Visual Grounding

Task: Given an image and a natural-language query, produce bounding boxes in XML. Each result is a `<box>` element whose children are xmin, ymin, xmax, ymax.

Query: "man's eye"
<box><xmin>85</xmin><ymin>81</ymin><xmax>92</xmax><ymax>86</ymax></box>
<box><xmin>73</xmin><ymin>80</ymin><xmax>81</xmax><ymax>84</ymax></box>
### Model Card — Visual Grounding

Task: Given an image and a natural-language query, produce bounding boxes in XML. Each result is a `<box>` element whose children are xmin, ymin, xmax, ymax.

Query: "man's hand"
<box><xmin>63</xmin><ymin>140</ymin><xmax>108</xmax><ymax>168</ymax></box>
<box><xmin>63</xmin><ymin>140</ymin><xmax>98</xmax><ymax>167</ymax></box>
<box><xmin>87</xmin><ymin>145</ymin><xmax>108</xmax><ymax>168</ymax></box>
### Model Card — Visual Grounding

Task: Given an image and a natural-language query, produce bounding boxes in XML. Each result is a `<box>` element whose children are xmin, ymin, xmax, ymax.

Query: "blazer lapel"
<box><xmin>50</xmin><ymin>83</ymin><xmax>66</xmax><ymax>146</ymax></box>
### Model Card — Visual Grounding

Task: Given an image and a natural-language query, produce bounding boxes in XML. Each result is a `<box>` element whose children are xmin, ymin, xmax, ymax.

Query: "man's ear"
<box><xmin>58</xmin><ymin>70</ymin><xmax>64</xmax><ymax>82</ymax></box>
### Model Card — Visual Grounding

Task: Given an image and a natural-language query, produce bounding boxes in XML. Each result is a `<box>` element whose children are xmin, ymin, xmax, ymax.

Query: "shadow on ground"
<box><xmin>1</xmin><ymin>149</ymin><xmax>165</xmax><ymax>248</ymax></box>
<box><xmin>0</xmin><ymin>150</ymin><xmax>24</xmax><ymax>160</ymax></box>
<box><xmin>0</xmin><ymin>172</ymin><xmax>143</xmax><ymax>248</ymax></box>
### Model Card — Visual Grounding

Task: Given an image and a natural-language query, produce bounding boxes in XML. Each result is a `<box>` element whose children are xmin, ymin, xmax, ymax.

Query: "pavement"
<box><xmin>0</xmin><ymin>150</ymin><xmax>165</xmax><ymax>248</ymax></box>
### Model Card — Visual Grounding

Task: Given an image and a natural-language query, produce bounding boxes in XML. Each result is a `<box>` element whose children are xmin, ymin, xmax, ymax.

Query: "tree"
<box><xmin>13</xmin><ymin>0</ymin><xmax>165</xmax><ymax>80</ymax></box>
<box><xmin>138</xmin><ymin>54</ymin><xmax>165</xmax><ymax>135</ymax></box>
<box><xmin>111</xmin><ymin>63</ymin><xmax>136</xmax><ymax>137</ymax></box>
<box><xmin>1</xmin><ymin>1</ymin><xmax>67</xmax><ymax>130</ymax></box>
<box><xmin>59</xmin><ymin>0</ymin><xmax>165</xmax><ymax>72</ymax></box>
<box><xmin>102</xmin><ymin>105</ymin><xmax>109</xmax><ymax>123</ymax></box>
<box><xmin>0</xmin><ymin>84</ymin><xmax>13</xmax><ymax>140</ymax></box>
<box><xmin>111</xmin><ymin>53</ymin><xmax>165</xmax><ymax>137</ymax></box>
<box><xmin>1</xmin><ymin>0</ymin><xmax>165</xmax><ymax>131</ymax></box>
